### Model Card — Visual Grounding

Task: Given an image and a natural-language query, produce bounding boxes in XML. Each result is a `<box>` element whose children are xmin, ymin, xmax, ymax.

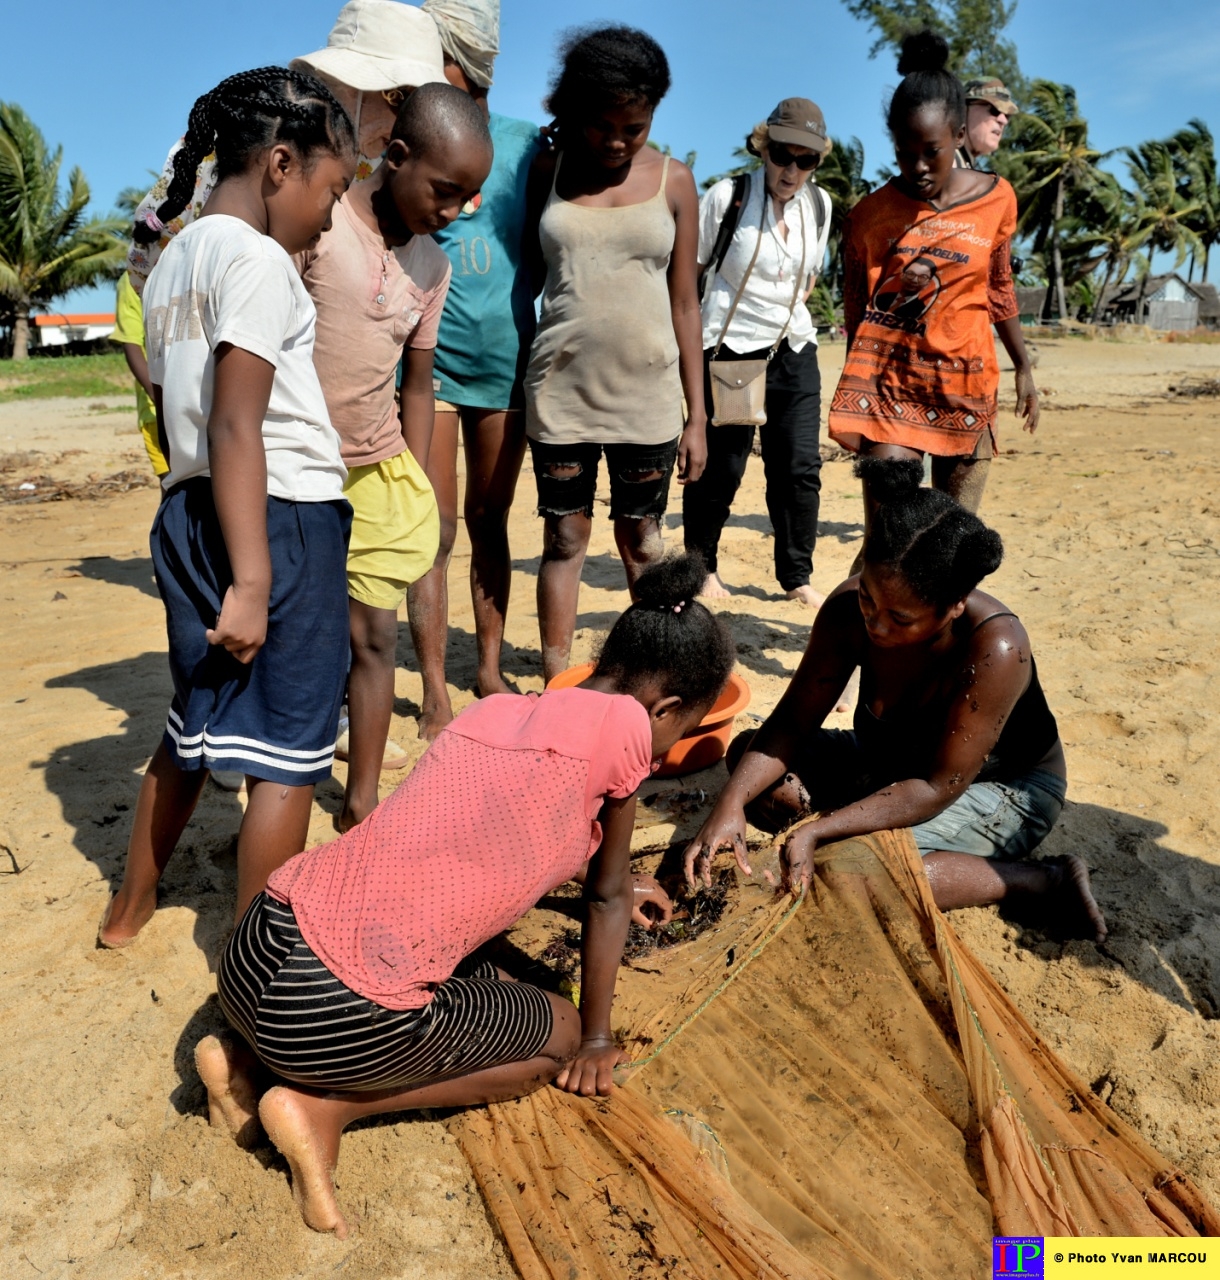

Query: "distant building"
<box><xmin>1015</xmin><ymin>286</ymin><xmax>1049</xmax><ymax>324</ymax></box>
<box><xmin>32</xmin><ymin>312</ymin><xmax>116</xmax><ymax>348</ymax></box>
<box><xmin>1191</xmin><ymin>282</ymin><xmax>1220</xmax><ymax>330</ymax></box>
<box><xmin>1097</xmin><ymin>274</ymin><xmax>1207</xmax><ymax>330</ymax></box>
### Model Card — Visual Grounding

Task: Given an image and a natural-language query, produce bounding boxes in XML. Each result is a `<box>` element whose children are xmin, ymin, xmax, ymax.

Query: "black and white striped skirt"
<box><xmin>217</xmin><ymin>893</ymin><xmax>554</xmax><ymax>1092</ymax></box>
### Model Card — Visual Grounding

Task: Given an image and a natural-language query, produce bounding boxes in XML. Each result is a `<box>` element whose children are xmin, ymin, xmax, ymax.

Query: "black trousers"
<box><xmin>683</xmin><ymin>339</ymin><xmax>822</xmax><ymax>591</ymax></box>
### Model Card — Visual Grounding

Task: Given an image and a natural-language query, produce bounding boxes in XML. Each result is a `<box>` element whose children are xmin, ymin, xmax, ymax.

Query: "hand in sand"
<box><xmin>631</xmin><ymin>873</ymin><xmax>674</xmax><ymax>929</ymax></box>
<box><xmin>1015</xmin><ymin>366</ymin><xmax>1040</xmax><ymax>434</ymax></box>
<box><xmin>206</xmin><ymin>584</ymin><xmax>268</xmax><ymax>664</ymax></box>
<box><xmin>780</xmin><ymin>825</ymin><xmax>816</xmax><ymax>896</ymax></box>
<box><xmin>684</xmin><ymin>802</ymin><xmax>751</xmax><ymax>889</ymax></box>
<box><xmin>555</xmin><ymin>1036</ymin><xmax>629</xmax><ymax>1096</ymax></box>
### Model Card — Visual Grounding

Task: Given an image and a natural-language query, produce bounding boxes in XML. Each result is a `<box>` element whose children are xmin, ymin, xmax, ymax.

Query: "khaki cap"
<box><xmin>963</xmin><ymin>78</ymin><xmax>1018</xmax><ymax>115</ymax></box>
<box><xmin>766</xmin><ymin>98</ymin><xmax>831</xmax><ymax>155</ymax></box>
<box><xmin>293</xmin><ymin>0</ymin><xmax>446</xmax><ymax>93</ymax></box>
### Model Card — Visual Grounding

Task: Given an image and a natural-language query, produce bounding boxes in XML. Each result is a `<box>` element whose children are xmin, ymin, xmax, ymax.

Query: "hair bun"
<box><xmin>632</xmin><ymin>551</ymin><xmax>707</xmax><ymax>611</ymax></box>
<box><xmin>853</xmin><ymin>455</ymin><xmax>923</xmax><ymax>503</ymax></box>
<box><xmin>897</xmin><ymin>28</ymin><xmax>951</xmax><ymax>76</ymax></box>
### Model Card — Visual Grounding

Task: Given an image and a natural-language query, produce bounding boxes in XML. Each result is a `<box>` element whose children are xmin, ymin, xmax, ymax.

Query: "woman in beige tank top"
<box><xmin>523</xmin><ymin>26</ymin><xmax>707</xmax><ymax>682</ymax></box>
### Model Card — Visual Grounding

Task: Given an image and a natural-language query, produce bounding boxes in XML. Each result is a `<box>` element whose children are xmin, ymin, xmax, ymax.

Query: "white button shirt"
<box><xmin>698</xmin><ymin>169</ymin><xmax>831</xmax><ymax>354</ymax></box>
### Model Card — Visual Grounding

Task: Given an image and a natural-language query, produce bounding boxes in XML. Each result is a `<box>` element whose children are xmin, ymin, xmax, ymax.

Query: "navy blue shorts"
<box><xmin>151</xmin><ymin>478</ymin><xmax>352</xmax><ymax>787</ymax></box>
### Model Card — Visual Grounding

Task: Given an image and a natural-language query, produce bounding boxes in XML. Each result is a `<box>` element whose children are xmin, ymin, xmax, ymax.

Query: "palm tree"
<box><xmin>0</xmin><ymin>103</ymin><xmax>127</xmax><ymax>360</ymax></box>
<box><xmin>1061</xmin><ymin>171</ymin><xmax>1147</xmax><ymax>321</ymax></box>
<box><xmin>1123</xmin><ymin>139</ymin><xmax>1203</xmax><ymax>280</ymax></box>
<box><xmin>700</xmin><ymin>145</ymin><xmax>761</xmax><ymax>193</ymax></box>
<box><xmin>992</xmin><ymin>81</ymin><xmax>1103</xmax><ymax>323</ymax></box>
<box><xmin>1167</xmin><ymin>120</ymin><xmax>1218</xmax><ymax>282</ymax></box>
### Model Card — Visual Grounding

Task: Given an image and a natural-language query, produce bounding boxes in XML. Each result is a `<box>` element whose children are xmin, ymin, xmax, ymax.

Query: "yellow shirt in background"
<box><xmin>112</xmin><ymin>271</ymin><xmax>168</xmax><ymax>476</ymax></box>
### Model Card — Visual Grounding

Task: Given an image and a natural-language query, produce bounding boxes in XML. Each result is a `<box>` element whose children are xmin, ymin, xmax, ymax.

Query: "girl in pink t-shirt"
<box><xmin>197</xmin><ymin>553</ymin><xmax>734</xmax><ymax>1239</ymax></box>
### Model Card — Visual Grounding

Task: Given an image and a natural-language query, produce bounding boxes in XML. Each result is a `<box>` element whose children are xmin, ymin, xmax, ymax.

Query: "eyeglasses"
<box><xmin>767</xmin><ymin>143</ymin><xmax>820</xmax><ymax>172</ymax></box>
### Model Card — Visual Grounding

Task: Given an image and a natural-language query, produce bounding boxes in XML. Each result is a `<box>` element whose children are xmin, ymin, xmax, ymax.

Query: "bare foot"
<box><xmin>1049</xmin><ymin>854</ymin><xmax>1108</xmax><ymax>944</ymax></box>
<box><xmin>699</xmin><ymin>572</ymin><xmax>732</xmax><ymax>600</ymax></box>
<box><xmin>784</xmin><ymin>584</ymin><xmax>825</xmax><ymax>609</ymax></box>
<box><xmin>476</xmin><ymin>671</ymin><xmax>518</xmax><ymax>699</ymax></box>
<box><xmin>416</xmin><ymin>697</ymin><xmax>454</xmax><ymax>743</ymax></box>
<box><xmin>195</xmin><ymin>1034</ymin><xmax>262</xmax><ymax>1148</ymax></box>
<box><xmin>96</xmin><ymin>890</ymin><xmax>156</xmax><ymax>949</ymax></box>
<box><xmin>259</xmin><ymin>1086</ymin><xmax>349</xmax><ymax>1237</ymax></box>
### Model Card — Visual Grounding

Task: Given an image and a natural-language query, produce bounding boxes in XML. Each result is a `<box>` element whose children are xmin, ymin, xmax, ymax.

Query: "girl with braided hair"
<box><xmin>686</xmin><ymin>457</ymin><xmax>1107</xmax><ymax>943</ymax></box>
<box><xmin>98</xmin><ymin>68</ymin><xmax>359</xmax><ymax>948</ymax></box>
<box><xmin>194</xmin><ymin>553</ymin><xmax>734</xmax><ymax>1238</ymax></box>
<box><xmin>126</xmin><ymin>1</ymin><xmax>446</xmax><ymax>293</ymax></box>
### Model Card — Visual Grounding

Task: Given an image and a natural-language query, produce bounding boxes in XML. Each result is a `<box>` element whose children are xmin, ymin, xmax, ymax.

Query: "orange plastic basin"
<box><xmin>545</xmin><ymin>665</ymin><xmax>751</xmax><ymax>778</ymax></box>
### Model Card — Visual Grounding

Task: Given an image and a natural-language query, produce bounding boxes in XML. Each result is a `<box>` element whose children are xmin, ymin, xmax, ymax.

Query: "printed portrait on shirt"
<box><xmin>872</xmin><ymin>255</ymin><xmax>941</xmax><ymax>322</ymax></box>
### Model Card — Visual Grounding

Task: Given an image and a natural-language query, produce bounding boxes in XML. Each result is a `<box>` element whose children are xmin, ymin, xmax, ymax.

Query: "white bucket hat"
<box><xmin>293</xmin><ymin>1</ymin><xmax>446</xmax><ymax>92</ymax></box>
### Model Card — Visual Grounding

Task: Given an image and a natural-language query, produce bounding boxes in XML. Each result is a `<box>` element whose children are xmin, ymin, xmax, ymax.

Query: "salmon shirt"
<box><xmin>266</xmin><ymin>688</ymin><xmax>652</xmax><ymax>1009</ymax></box>
<box><xmin>829</xmin><ymin>177</ymin><xmax>1019</xmax><ymax>457</ymax></box>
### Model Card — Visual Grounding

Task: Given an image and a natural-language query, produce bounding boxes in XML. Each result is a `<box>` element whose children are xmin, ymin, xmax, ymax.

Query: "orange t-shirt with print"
<box><xmin>829</xmin><ymin>176</ymin><xmax>1019</xmax><ymax>457</ymax></box>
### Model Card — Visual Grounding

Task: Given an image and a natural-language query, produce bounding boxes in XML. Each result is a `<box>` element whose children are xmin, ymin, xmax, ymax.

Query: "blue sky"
<box><xmin>7</xmin><ymin>0</ymin><xmax>1218</xmax><ymax>312</ymax></box>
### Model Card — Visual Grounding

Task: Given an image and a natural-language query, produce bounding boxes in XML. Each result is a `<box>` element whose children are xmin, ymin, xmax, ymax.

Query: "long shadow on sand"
<box><xmin>1000</xmin><ymin>801</ymin><xmax>1220</xmax><ymax>1020</ymax></box>
<box><xmin>41</xmin><ymin>651</ymin><xmax>245</xmax><ymax>970</ymax></box>
<box><xmin>68</xmin><ymin>553</ymin><xmax>159</xmax><ymax>599</ymax></box>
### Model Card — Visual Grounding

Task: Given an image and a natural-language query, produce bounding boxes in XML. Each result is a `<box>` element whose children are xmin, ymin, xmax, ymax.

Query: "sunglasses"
<box><xmin>768</xmin><ymin>143</ymin><xmax>820</xmax><ymax>172</ymax></box>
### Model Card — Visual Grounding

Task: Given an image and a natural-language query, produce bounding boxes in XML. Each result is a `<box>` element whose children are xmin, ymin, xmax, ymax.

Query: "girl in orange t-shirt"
<box><xmin>828</xmin><ymin>30</ymin><xmax>1040</xmax><ymax>515</ymax></box>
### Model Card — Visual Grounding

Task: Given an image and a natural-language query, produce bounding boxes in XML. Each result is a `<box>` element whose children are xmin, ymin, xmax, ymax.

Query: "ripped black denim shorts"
<box><xmin>528</xmin><ymin>437</ymin><xmax>680</xmax><ymax>520</ymax></box>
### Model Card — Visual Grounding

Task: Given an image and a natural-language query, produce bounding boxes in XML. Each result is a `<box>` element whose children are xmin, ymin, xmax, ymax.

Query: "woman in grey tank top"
<box><xmin>523</xmin><ymin>26</ymin><xmax>707</xmax><ymax>682</ymax></box>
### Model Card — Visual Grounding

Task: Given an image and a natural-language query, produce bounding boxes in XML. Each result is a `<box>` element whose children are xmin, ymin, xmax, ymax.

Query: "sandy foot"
<box><xmin>699</xmin><ymin>572</ymin><xmax>733</xmax><ymax>600</ymax></box>
<box><xmin>259</xmin><ymin>1086</ymin><xmax>350</xmax><ymax>1238</ymax></box>
<box><xmin>476</xmin><ymin>673</ymin><xmax>519</xmax><ymax>698</ymax></box>
<box><xmin>195</xmin><ymin>1034</ymin><xmax>263</xmax><ymax>1149</ymax></box>
<box><xmin>416</xmin><ymin>702</ymin><xmax>455</xmax><ymax>743</ymax></box>
<box><xmin>96</xmin><ymin>892</ymin><xmax>153</xmax><ymax>950</ymax></box>
<box><xmin>785</xmin><ymin>584</ymin><xmax>825</xmax><ymax>609</ymax></box>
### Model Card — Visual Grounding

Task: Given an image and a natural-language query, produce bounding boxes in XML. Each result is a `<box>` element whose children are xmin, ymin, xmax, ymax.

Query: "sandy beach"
<box><xmin>2</xmin><ymin>335</ymin><xmax>1219</xmax><ymax>1278</ymax></box>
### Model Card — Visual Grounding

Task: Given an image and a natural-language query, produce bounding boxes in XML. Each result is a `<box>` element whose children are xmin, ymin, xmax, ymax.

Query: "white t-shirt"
<box><xmin>698</xmin><ymin>170</ymin><xmax>831</xmax><ymax>354</ymax></box>
<box><xmin>143</xmin><ymin>215</ymin><xmax>346</xmax><ymax>502</ymax></box>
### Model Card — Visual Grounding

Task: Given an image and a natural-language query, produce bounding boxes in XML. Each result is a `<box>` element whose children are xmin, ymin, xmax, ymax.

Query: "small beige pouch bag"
<box><xmin>708</xmin><ymin>199</ymin><xmax>808</xmax><ymax>427</ymax></box>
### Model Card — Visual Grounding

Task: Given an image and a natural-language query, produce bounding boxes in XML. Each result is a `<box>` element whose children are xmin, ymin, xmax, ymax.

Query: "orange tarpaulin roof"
<box><xmin>33</xmin><ymin>313</ymin><xmax>115</xmax><ymax>326</ymax></box>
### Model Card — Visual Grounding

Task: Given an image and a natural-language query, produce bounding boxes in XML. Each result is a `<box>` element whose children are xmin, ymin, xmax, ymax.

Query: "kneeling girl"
<box><xmin>199</xmin><ymin>554</ymin><xmax>734</xmax><ymax>1238</ymax></box>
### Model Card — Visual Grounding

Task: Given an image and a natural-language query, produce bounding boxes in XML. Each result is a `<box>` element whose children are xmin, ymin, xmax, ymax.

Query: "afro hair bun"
<box><xmin>897</xmin><ymin>28</ymin><xmax>951</xmax><ymax>76</ymax></box>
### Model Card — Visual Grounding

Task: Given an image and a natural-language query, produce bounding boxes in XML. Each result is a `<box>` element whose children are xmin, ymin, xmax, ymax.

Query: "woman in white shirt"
<box><xmin>683</xmin><ymin>99</ymin><xmax>833</xmax><ymax>607</ymax></box>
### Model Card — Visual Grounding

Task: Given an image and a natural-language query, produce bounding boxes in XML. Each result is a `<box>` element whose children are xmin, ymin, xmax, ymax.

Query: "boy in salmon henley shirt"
<box><xmin>265</xmin><ymin>686</ymin><xmax>653</xmax><ymax>1009</ymax></box>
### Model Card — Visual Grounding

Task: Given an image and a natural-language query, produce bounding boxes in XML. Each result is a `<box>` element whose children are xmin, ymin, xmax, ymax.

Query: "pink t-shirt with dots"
<box><xmin>266</xmin><ymin>688</ymin><xmax>652</xmax><ymax>1009</ymax></box>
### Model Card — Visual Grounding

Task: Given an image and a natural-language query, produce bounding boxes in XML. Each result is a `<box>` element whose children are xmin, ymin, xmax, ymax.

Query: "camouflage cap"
<box><xmin>963</xmin><ymin>78</ymin><xmax>1018</xmax><ymax>115</ymax></box>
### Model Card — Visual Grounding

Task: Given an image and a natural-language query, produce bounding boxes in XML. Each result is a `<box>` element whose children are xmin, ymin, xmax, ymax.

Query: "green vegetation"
<box><xmin>0</xmin><ymin>351</ymin><xmax>131</xmax><ymax>403</ymax></box>
<box><xmin>0</xmin><ymin>104</ymin><xmax>128</xmax><ymax>360</ymax></box>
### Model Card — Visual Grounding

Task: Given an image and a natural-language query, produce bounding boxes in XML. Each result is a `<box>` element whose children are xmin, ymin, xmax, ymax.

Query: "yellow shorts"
<box><xmin>139</xmin><ymin>416</ymin><xmax>169</xmax><ymax>476</ymax></box>
<box><xmin>434</xmin><ymin>398</ymin><xmax>460</xmax><ymax>414</ymax></box>
<box><xmin>343</xmin><ymin>449</ymin><xmax>440</xmax><ymax>611</ymax></box>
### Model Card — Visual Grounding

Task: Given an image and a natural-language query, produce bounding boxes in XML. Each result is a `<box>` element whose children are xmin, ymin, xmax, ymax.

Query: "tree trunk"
<box><xmin>1052</xmin><ymin>176</ymin><xmax>1068</xmax><ymax>323</ymax></box>
<box><xmin>1092</xmin><ymin>260</ymin><xmax>1115</xmax><ymax>324</ymax></box>
<box><xmin>12</xmin><ymin>304</ymin><xmax>30</xmax><ymax>361</ymax></box>
<box><xmin>1205</xmin><ymin>245</ymin><xmax>1211</xmax><ymax>284</ymax></box>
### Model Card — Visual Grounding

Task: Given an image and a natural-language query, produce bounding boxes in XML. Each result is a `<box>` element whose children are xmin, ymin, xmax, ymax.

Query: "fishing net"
<box><xmin>451</xmin><ymin>830</ymin><xmax>1219</xmax><ymax>1278</ymax></box>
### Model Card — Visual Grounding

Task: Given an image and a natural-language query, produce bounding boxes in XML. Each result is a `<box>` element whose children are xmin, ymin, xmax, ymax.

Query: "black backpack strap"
<box><xmin>701</xmin><ymin>172</ymin><xmax>751</xmax><ymax>295</ymax></box>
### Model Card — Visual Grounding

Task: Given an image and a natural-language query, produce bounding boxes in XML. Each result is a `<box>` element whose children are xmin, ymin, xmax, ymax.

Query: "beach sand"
<box><xmin>1</xmin><ymin>336</ymin><xmax>1218</xmax><ymax>1278</ymax></box>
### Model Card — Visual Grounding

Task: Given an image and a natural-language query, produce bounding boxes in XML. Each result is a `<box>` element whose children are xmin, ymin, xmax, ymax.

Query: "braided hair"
<box><xmin>885</xmin><ymin>29</ymin><xmax>966</xmax><ymax>138</ymax></box>
<box><xmin>594</xmin><ymin>553</ymin><xmax>735</xmax><ymax>711</ymax></box>
<box><xmin>133</xmin><ymin>67</ymin><xmax>356</xmax><ymax>245</ymax></box>
<box><xmin>856</xmin><ymin>457</ymin><xmax>1003</xmax><ymax>608</ymax></box>
<box><xmin>544</xmin><ymin>25</ymin><xmax>671</xmax><ymax>129</ymax></box>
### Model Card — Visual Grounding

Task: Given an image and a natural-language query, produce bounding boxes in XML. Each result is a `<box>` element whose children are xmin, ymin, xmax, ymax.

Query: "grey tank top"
<box><xmin>525</xmin><ymin>153</ymin><xmax>684</xmax><ymax>446</ymax></box>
